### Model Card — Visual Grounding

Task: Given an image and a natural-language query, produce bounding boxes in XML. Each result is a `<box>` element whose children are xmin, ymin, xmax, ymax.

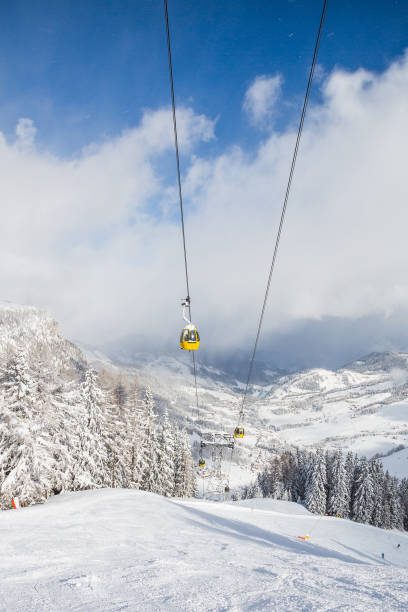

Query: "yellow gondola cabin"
<box><xmin>180</xmin><ymin>324</ymin><xmax>200</xmax><ymax>351</ymax></box>
<box><xmin>234</xmin><ymin>427</ymin><xmax>244</xmax><ymax>439</ymax></box>
<box><xmin>180</xmin><ymin>297</ymin><xmax>200</xmax><ymax>351</ymax></box>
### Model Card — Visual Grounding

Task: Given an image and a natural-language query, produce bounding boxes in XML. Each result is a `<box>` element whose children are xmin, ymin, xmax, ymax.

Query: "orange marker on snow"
<box><xmin>11</xmin><ymin>498</ymin><xmax>20</xmax><ymax>510</ymax></box>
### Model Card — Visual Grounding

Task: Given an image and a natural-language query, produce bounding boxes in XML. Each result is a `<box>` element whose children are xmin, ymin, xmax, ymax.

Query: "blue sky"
<box><xmin>0</xmin><ymin>0</ymin><xmax>406</xmax><ymax>156</ymax></box>
<box><xmin>0</xmin><ymin>1</ymin><xmax>408</xmax><ymax>370</ymax></box>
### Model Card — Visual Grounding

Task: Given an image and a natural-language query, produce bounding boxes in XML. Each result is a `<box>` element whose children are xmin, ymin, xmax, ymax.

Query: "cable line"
<box><xmin>236</xmin><ymin>0</ymin><xmax>328</xmax><ymax>427</ymax></box>
<box><xmin>164</xmin><ymin>0</ymin><xmax>190</xmax><ymax>308</ymax></box>
<box><xmin>163</xmin><ymin>0</ymin><xmax>200</xmax><ymax>416</ymax></box>
<box><xmin>192</xmin><ymin>351</ymin><xmax>200</xmax><ymax>419</ymax></box>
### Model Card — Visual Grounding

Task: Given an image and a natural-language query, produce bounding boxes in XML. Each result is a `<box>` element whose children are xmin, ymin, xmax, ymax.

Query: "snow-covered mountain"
<box><xmin>0</xmin><ymin>300</ymin><xmax>86</xmax><ymax>379</ymax></box>
<box><xmin>86</xmin><ymin>346</ymin><xmax>408</xmax><ymax>480</ymax></box>
<box><xmin>0</xmin><ymin>301</ymin><xmax>406</xmax><ymax>482</ymax></box>
<box><xmin>256</xmin><ymin>352</ymin><xmax>408</xmax><ymax>475</ymax></box>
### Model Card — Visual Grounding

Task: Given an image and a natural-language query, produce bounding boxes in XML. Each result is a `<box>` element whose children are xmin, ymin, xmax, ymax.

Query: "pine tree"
<box><xmin>157</xmin><ymin>408</ymin><xmax>176</xmax><ymax>497</ymax></box>
<box><xmin>139</xmin><ymin>388</ymin><xmax>161</xmax><ymax>493</ymax></box>
<box><xmin>173</xmin><ymin>426</ymin><xmax>186</xmax><ymax>497</ymax></box>
<box><xmin>346</xmin><ymin>452</ymin><xmax>358</xmax><ymax>518</ymax></box>
<box><xmin>352</xmin><ymin>457</ymin><xmax>374</xmax><ymax>524</ymax></box>
<box><xmin>183</xmin><ymin>429</ymin><xmax>196</xmax><ymax>497</ymax></box>
<box><xmin>294</xmin><ymin>448</ymin><xmax>309</xmax><ymax>502</ymax></box>
<box><xmin>127</xmin><ymin>390</ymin><xmax>145</xmax><ymax>488</ymax></box>
<box><xmin>0</xmin><ymin>350</ymin><xmax>51</xmax><ymax>506</ymax></box>
<box><xmin>4</xmin><ymin>350</ymin><xmax>35</xmax><ymax>419</ymax></box>
<box><xmin>399</xmin><ymin>479</ymin><xmax>408</xmax><ymax>531</ymax></box>
<box><xmin>280</xmin><ymin>450</ymin><xmax>296</xmax><ymax>500</ymax></box>
<box><xmin>305</xmin><ymin>449</ymin><xmax>327</xmax><ymax>514</ymax></box>
<box><xmin>247</xmin><ymin>480</ymin><xmax>262</xmax><ymax>499</ymax></box>
<box><xmin>324</xmin><ymin>449</ymin><xmax>334</xmax><ymax>509</ymax></box>
<box><xmin>104</xmin><ymin>377</ymin><xmax>132</xmax><ymax>489</ymax></box>
<box><xmin>369</xmin><ymin>458</ymin><xmax>384</xmax><ymax>527</ymax></box>
<box><xmin>173</xmin><ymin>428</ymin><xmax>196</xmax><ymax>497</ymax></box>
<box><xmin>389</xmin><ymin>476</ymin><xmax>403</xmax><ymax>530</ymax></box>
<box><xmin>268</xmin><ymin>456</ymin><xmax>283</xmax><ymax>499</ymax></box>
<box><xmin>32</xmin><ymin>359</ymin><xmax>75</xmax><ymax>495</ymax></box>
<box><xmin>47</xmin><ymin>381</ymin><xmax>76</xmax><ymax>494</ymax></box>
<box><xmin>327</xmin><ymin>451</ymin><xmax>349</xmax><ymax>517</ymax></box>
<box><xmin>72</xmin><ymin>369</ymin><xmax>108</xmax><ymax>490</ymax></box>
<box><xmin>382</xmin><ymin>471</ymin><xmax>392</xmax><ymax>529</ymax></box>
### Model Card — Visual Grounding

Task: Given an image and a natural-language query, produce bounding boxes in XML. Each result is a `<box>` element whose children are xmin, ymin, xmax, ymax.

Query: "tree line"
<box><xmin>242</xmin><ymin>447</ymin><xmax>408</xmax><ymax>531</ymax></box>
<box><xmin>0</xmin><ymin>349</ymin><xmax>196</xmax><ymax>509</ymax></box>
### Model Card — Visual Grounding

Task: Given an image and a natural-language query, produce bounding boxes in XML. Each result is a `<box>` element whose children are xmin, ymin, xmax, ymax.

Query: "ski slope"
<box><xmin>1</xmin><ymin>490</ymin><xmax>407</xmax><ymax>611</ymax></box>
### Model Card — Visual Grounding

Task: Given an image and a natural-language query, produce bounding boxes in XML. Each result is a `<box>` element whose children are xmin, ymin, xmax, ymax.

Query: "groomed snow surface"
<box><xmin>1</xmin><ymin>490</ymin><xmax>408</xmax><ymax>611</ymax></box>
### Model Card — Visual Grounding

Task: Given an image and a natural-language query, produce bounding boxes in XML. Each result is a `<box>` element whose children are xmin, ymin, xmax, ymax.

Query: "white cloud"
<box><xmin>15</xmin><ymin>118</ymin><xmax>37</xmax><ymax>149</ymax></box>
<box><xmin>1</xmin><ymin>53</ymin><xmax>408</xmax><ymax>360</ymax></box>
<box><xmin>243</xmin><ymin>74</ymin><xmax>282</xmax><ymax>126</ymax></box>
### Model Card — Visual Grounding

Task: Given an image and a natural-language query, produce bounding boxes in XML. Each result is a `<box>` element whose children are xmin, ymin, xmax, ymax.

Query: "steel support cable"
<box><xmin>164</xmin><ymin>0</ymin><xmax>190</xmax><ymax>306</ymax></box>
<box><xmin>227</xmin><ymin>0</ymin><xmax>328</xmax><ymax>487</ymax></box>
<box><xmin>237</xmin><ymin>0</ymin><xmax>328</xmax><ymax>427</ymax></box>
<box><xmin>164</xmin><ymin>0</ymin><xmax>200</xmax><ymax>423</ymax></box>
<box><xmin>192</xmin><ymin>352</ymin><xmax>200</xmax><ymax>419</ymax></box>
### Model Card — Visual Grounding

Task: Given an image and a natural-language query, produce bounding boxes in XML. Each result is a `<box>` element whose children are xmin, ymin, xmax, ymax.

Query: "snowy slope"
<box><xmin>1</xmin><ymin>489</ymin><xmax>407</xmax><ymax>611</ymax></box>
<box><xmin>382</xmin><ymin>447</ymin><xmax>408</xmax><ymax>479</ymax></box>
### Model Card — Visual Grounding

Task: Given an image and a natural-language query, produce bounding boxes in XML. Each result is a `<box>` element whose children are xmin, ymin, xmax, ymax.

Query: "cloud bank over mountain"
<box><xmin>1</xmin><ymin>52</ymin><xmax>408</xmax><ymax>368</ymax></box>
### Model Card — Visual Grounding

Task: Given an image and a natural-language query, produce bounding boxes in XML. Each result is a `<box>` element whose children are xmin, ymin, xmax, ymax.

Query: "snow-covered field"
<box><xmin>382</xmin><ymin>447</ymin><xmax>408</xmax><ymax>479</ymax></box>
<box><xmin>1</xmin><ymin>489</ymin><xmax>408</xmax><ymax>611</ymax></box>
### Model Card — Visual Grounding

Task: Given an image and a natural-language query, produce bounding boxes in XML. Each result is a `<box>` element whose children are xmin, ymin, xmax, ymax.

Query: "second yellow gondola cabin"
<box><xmin>198</xmin><ymin>458</ymin><xmax>205</xmax><ymax>468</ymax></box>
<box><xmin>234</xmin><ymin>427</ymin><xmax>244</xmax><ymax>439</ymax></box>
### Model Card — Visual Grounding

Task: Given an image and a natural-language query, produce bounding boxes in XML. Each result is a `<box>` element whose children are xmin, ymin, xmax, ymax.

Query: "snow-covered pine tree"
<box><xmin>389</xmin><ymin>476</ymin><xmax>404</xmax><ymax>530</ymax></box>
<box><xmin>268</xmin><ymin>456</ymin><xmax>284</xmax><ymax>499</ymax></box>
<box><xmin>327</xmin><ymin>451</ymin><xmax>349</xmax><ymax>517</ymax></box>
<box><xmin>183</xmin><ymin>429</ymin><xmax>196</xmax><ymax>497</ymax></box>
<box><xmin>382</xmin><ymin>471</ymin><xmax>392</xmax><ymax>529</ymax></box>
<box><xmin>0</xmin><ymin>349</ymin><xmax>51</xmax><ymax>506</ymax></box>
<box><xmin>173</xmin><ymin>428</ymin><xmax>196</xmax><ymax>498</ymax></box>
<box><xmin>352</xmin><ymin>456</ymin><xmax>374</xmax><ymax>524</ymax></box>
<box><xmin>72</xmin><ymin>369</ymin><xmax>108</xmax><ymax>491</ymax></box>
<box><xmin>305</xmin><ymin>448</ymin><xmax>327</xmax><ymax>515</ymax></box>
<box><xmin>138</xmin><ymin>388</ymin><xmax>161</xmax><ymax>493</ymax></box>
<box><xmin>345</xmin><ymin>451</ymin><xmax>358</xmax><ymax>518</ymax></box>
<box><xmin>30</xmin><ymin>355</ymin><xmax>77</xmax><ymax>496</ymax></box>
<box><xmin>257</xmin><ymin>467</ymin><xmax>270</xmax><ymax>498</ymax></box>
<box><xmin>126</xmin><ymin>388</ymin><xmax>144</xmax><ymax>488</ymax></box>
<box><xmin>324</xmin><ymin>449</ymin><xmax>334</xmax><ymax>509</ymax></box>
<box><xmin>294</xmin><ymin>448</ymin><xmax>309</xmax><ymax>502</ymax></box>
<box><xmin>399</xmin><ymin>478</ymin><xmax>408</xmax><ymax>531</ymax></box>
<box><xmin>157</xmin><ymin>408</ymin><xmax>176</xmax><ymax>497</ymax></box>
<box><xmin>242</xmin><ymin>480</ymin><xmax>262</xmax><ymax>499</ymax></box>
<box><xmin>173</xmin><ymin>426</ymin><xmax>185</xmax><ymax>497</ymax></box>
<box><xmin>46</xmin><ymin>381</ymin><xmax>77</xmax><ymax>495</ymax></box>
<box><xmin>280</xmin><ymin>450</ymin><xmax>296</xmax><ymax>501</ymax></box>
<box><xmin>104</xmin><ymin>374</ymin><xmax>132</xmax><ymax>489</ymax></box>
<box><xmin>369</xmin><ymin>458</ymin><xmax>385</xmax><ymax>527</ymax></box>
<box><xmin>113</xmin><ymin>376</ymin><xmax>127</xmax><ymax>412</ymax></box>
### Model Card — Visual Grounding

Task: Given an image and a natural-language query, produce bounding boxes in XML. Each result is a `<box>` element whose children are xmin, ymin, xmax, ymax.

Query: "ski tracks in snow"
<box><xmin>1</xmin><ymin>491</ymin><xmax>408</xmax><ymax>611</ymax></box>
